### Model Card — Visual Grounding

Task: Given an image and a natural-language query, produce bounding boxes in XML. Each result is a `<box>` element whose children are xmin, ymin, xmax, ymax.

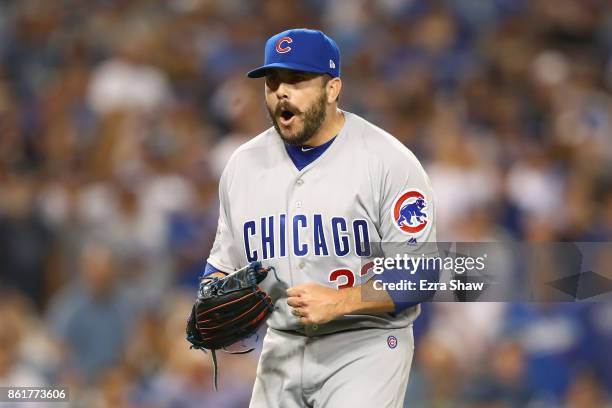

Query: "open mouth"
<box><xmin>278</xmin><ymin>107</ymin><xmax>297</xmax><ymax>126</ymax></box>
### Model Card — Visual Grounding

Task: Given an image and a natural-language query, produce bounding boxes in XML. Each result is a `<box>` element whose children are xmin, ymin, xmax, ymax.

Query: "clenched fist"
<box><xmin>286</xmin><ymin>283</ymin><xmax>350</xmax><ymax>325</ymax></box>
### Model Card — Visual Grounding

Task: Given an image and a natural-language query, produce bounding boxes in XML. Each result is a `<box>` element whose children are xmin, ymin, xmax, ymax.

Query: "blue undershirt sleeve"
<box><xmin>373</xmin><ymin>260</ymin><xmax>440</xmax><ymax>313</ymax></box>
<box><xmin>201</xmin><ymin>262</ymin><xmax>229</xmax><ymax>279</ymax></box>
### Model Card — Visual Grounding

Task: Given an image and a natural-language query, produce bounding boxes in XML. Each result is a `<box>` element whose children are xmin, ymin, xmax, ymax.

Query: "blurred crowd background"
<box><xmin>0</xmin><ymin>0</ymin><xmax>611</xmax><ymax>407</ymax></box>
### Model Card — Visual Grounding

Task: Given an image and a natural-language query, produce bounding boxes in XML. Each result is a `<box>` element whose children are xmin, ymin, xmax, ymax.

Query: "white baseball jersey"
<box><xmin>207</xmin><ymin>110</ymin><xmax>436</xmax><ymax>336</ymax></box>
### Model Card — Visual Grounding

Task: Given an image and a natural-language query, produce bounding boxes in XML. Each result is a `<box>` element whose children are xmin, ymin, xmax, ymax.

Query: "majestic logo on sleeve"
<box><xmin>275</xmin><ymin>36</ymin><xmax>293</xmax><ymax>53</ymax></box>
<box><xmin>393</xmin><ymin>190</ymin><xmax>428</xmax><ymax>235</ymax></box>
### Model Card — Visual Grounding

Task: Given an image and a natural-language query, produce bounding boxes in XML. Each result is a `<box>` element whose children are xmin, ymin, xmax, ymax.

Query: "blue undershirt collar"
<box><xmin>284</xmin><ymin>136</ymin><xmax>337</xmax><ymax>171</ymax></box>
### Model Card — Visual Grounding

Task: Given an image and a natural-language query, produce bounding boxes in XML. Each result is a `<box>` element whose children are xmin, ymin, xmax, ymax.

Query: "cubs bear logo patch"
<box><xmin>393</xmin><ymin>190</ymin><xmax>428</xmax><ymax>235</ymax></box>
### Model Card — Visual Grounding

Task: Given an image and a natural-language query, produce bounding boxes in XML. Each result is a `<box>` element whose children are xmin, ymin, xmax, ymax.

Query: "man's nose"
<box><xmin>275</xmin><ymin>81</ymin><xmax>290</xmax><ymax>100</ymax></box>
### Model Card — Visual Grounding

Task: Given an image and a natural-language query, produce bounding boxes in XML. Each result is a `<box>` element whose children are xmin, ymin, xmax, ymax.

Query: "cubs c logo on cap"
<box><xmin>393</xmin><ymin>190</ymin><xmax>429</xmax><ymax>235</ymax></box>
<box><xmin>275</xmin><ymin>36</ymin><xmax>293</xmax><ymax>54</ymax></box>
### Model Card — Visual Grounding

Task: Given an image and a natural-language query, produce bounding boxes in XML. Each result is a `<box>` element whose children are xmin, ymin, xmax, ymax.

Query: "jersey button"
<box><xmin>296</xmin><ymin>201</ymin><xmax>302</xmax><ymax>208</ymax></box>
<box><xmin>298</xmin><ymin>261</ymin><xmax>305</xmax><ymax>269</ymax></box>
<box><xmin>296</xmin><ymin>179</ymin><xmax>304</xmax><ymax>186</ymax></box>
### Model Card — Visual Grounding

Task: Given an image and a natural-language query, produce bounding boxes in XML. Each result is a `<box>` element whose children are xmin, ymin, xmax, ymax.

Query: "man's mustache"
<box><xmin>275</xmin><ymin>102</ymin><xmax>301</xmax><ymax>116</ymax></box>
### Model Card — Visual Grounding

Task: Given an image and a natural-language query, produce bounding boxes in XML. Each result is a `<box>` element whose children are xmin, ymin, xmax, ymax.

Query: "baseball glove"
<box><xmin>186</xmin><ymin>261</ymin><xmax>277</xmax><ymax>389</ymax></box>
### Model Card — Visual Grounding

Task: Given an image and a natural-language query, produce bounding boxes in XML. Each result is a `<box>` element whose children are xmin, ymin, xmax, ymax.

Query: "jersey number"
<box><xmin>328</xmin><ymin>262</ymin><xmax>374</xmax><ymax>289</ymax></box>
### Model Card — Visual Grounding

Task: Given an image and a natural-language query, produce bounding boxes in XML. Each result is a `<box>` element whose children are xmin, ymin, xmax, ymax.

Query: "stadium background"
<box><xmin>0</xmin><ymin>0</ymin><xmax>611</xmax><ymax>406</ymax></box>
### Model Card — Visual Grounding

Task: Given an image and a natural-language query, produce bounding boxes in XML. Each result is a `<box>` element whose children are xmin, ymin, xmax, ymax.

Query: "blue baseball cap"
<box><xmin>247</xmin><ymin>28</ymin><xmax>340</xmax><ymax>78</ymax></box>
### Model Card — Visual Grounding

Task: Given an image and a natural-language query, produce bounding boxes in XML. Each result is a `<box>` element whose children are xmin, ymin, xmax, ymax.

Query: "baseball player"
<box><xmin>202</xmin><ymin>28</ymin><xmax>437</xmax><ymax>408</ymax></box>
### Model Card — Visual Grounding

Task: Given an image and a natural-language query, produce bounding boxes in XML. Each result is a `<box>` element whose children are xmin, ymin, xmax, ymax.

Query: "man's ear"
<box><xmin>326</xmin><ymin>77</ymin><xmax>342</xmax><ymax>103</ymax></box>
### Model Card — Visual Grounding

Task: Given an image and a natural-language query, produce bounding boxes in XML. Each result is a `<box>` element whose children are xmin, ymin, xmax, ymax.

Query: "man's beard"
<box><xmin>267</xmin><ymin>92</ymin><xmax>327</xmax><ymax>146</ymax></box>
